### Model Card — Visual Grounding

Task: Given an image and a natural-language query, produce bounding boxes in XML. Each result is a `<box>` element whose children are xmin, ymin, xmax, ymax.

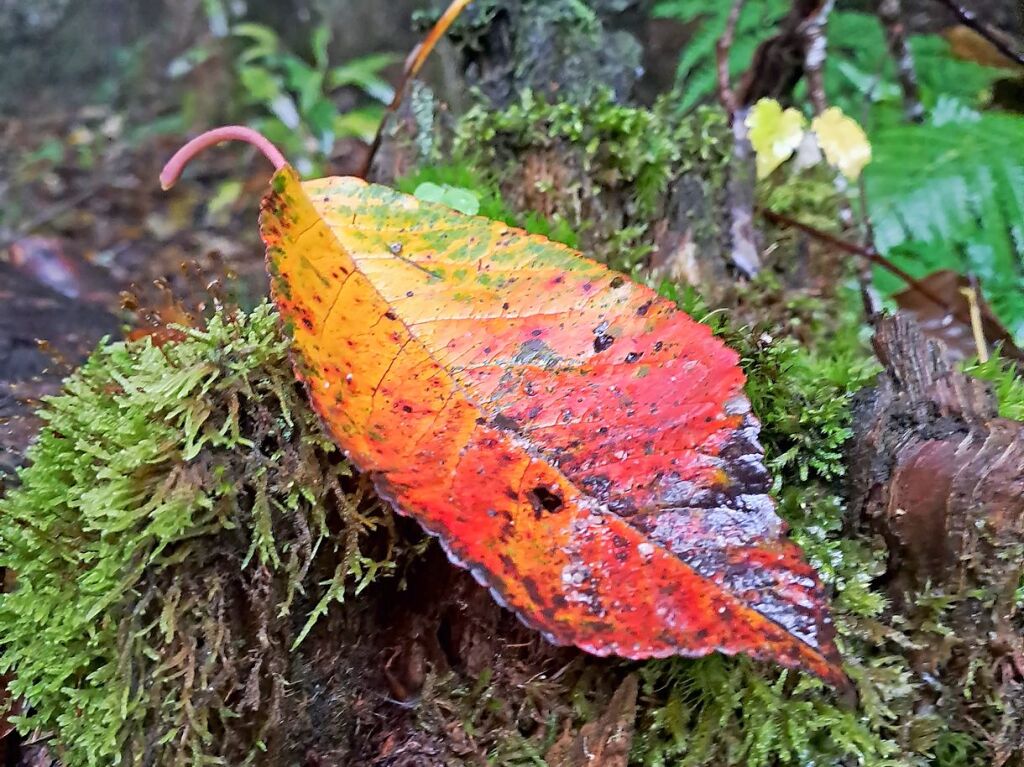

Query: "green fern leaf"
<box><xmin>654</xmin><ymin>0</ymin><xmax>789</xmax><ymax>111</ymax></box>
<box><xmin>866</xmin><ymin>111</ymin><xmax>1024</xmax><ymax>337</ymax></box>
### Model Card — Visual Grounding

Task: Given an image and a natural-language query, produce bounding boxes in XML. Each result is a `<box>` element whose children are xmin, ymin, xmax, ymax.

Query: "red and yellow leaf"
<box><xmin>258</xmin><ymin>166</ymin><xmax>846</xmax><ymax>685</ymax></box>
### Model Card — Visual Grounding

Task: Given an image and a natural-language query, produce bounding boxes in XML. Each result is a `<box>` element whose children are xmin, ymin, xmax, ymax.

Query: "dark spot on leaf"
<box><xmin>582</xmin><ymin>475</ymin><xmax>612</xmax><ymax>498</ymax></box>
<box><xmin>636</xmin><ymin>301</ymin><xmax>652</xmax><ymax>316</ymax></box>
<box><xmin>610</xmin><ymin>275</ymin><xmax>625</xmax><ymax>288</ymax></box>
<box><xmin>527</xmin><ymin>486</ymin><xmax>564</xmax><ymax>516</ymax></box>
<box><xmin>625</xmin><ymin>351</ymin><xmax>642</xmax><ymax>363</ymax></box>
<box><xmin>385</xmin><ymin>311</ymin><xmax>398</xmax><ymax>321</ymax></box>
<box><xmin>653</xmin><ymin>341</ymin><xmax>664</xmax><ymax>352</ymax></box>
<box><xmin>491</xmin><ymin>413</ymin><xmax>521</xmax><ymax>434</ymax></box>
<box><xmin>607</xmin><ymin>497</ymin><xmax>638</xmax><ymax>516</ymax></box>
<box><xmin>594</xmin><ymin>334</ymin><xmax>615</xmax><ymax>353</ymax></box>
<box><xmin>403</xmin><ymin>405</ymin><xmax>413</xmax><ymax>413</ymax></box>
<box><xmin>406</xmin><ymin>291</ymin><xmax>414</xmax><ymax>298</ymax></box>
<box><xmin>522</xmin><ymin>576</ymin><xmax>547</xmax><ymax>608</ymax></box>
<box><xmin>531</xmin><ymin>329</ymin><xmax>543</xmax><ymax>337</ymax></box>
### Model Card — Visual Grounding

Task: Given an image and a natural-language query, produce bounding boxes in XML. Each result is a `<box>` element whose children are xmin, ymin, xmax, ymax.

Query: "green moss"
<box><xmin>0</xmin><ymin>304</ymin><xmax>395</xmax><ymax>766</ymax></box>
<box><xmin>455</xmin><ymin>89</ymin><xmax>678</xmax><ymax>218</ymax></box>
<box><xmin>964</xmin><ymin>355</ymin><xmax>1024</xmax><ymax>421</ymax></box>
<box><xmin>741</xmin><ymin>319</ymin><xmax>878</xmax><ymax>484</ymax></box>
<box><xmin>633</xmin><ymin>656</ymin><xmax>895</xmax><ymax>767</ymax></box>
<box><xmin>395</xmin><ymin>163</ymin><xmax>580</xmax><ymax>248</ymax></box>
<box><xmin>758</xmin><ymin>172</ymin><xmax>843</xmax><ymax>234</ymax></box>
<box><xmin>447</xmin><ymin>91</ymin><xmax>730</xmax><ymax>273</ymax></box>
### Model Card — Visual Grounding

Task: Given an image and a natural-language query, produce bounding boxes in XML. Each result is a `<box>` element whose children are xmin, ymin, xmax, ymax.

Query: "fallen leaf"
<box><xmin>259</xmin><ymin>167</ymin><xmax>845</xmax><ymax>684</ymax></box>
<box><xmin>810</xmin><ymin>107</ymin><xmax>872</xmax><ymax>181</ymax></box>
<box><xmin>746</xmin><ymin>98</ymin><xmax>807</xmax><ymax>180</ymax></box>
<box><xmin>893</xmin><ymin>269</ymin><xmax>1023</xmax><ymax>365</ymax></box>
<box><xmin>944</xmin><ymin>25</ymin><xmax>1024</xmax><ymax>71</ymax></box>
<box><xmin>5</xmin><ymin>237</ymin><xmax>114</xmax><ymax>304</ymax></box>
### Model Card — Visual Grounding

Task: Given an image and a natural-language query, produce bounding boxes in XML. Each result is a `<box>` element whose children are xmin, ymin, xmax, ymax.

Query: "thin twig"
<box><xmin>762</xmin><ymin>207</ymin><xmax>1024</xmax><ymax>363</ymax></box>
<box><xmin>877</xmin><ymin>0</ymin><xmax>925</xmax><ymax>122</ymax></box>
<box><xmin>799</xmin><ymin>0</ymin><xmax>836</xmax><ymax>114</ymax></box>
<box><xmin>934</xmin><ymin>0</ymin><xmax>1024</xmax><ymax>68</ymax></box>
<box><xmin>961</xmin><ymin>277</ymin><xmax>989</xmax><ymax>363</ymax></box>
<box><xmin>717</xmin><ymin>0</ymin><xmax>747</xmax><ymax>121</ymax></box>
<box><xmin>717</xmin><ymin>0</ymin><xmax>761</xmax><ymax>276</ymax></box>
<box><xmin>0</xmin><ymin>185</ymin><xmax>98</xmax><ymax>251</ymax></box>
<box><xmin>761</xmin><ymin>207</ymin><xmax>958</xmax><ymax>314</ymax></box>
<box><xmin>359</xmin><ymin>0</ymin><xmax>474</xmax><ymax>179</ymax></box>
<box><xmin>855</xmin><ymin>176</ymin><xmax>884</xmax><ymax>320</ymax></box>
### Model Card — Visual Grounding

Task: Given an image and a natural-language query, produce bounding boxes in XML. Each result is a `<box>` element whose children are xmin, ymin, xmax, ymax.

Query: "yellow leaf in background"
<box><xmin>811</xmin><ymin>107</ymin><xmax>872</xmax><ymax>181</ymax></box>
<box><xmin>746</xmin><ymin>98</ymin><xmax>807</xmax><ymax>180</ymax></box>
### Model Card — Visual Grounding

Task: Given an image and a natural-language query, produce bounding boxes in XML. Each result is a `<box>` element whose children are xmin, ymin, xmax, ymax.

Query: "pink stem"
<box><xmin>159</xmin><ymin>125</ymin><xmax>288</xmax><ymax>190</ymax></box>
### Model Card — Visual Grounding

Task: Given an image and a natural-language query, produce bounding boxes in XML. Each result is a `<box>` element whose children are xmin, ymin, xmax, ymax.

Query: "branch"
<box><xmin>933</xmin><ymin>0</ymin><xmax>1024</xmax><ymax>68</ymax></box>
<box><xmin>761</xmin><ymin>208</ymin><xmax>961</xmax><ymax>317</ymax></box>
<box><xmin>799</xmin><ymin>0</ymin><xmax>836</xmax><ymax>114</ymax></box>
<box><xmin>717</xmin><ymin>0</ymin><xmax>747</xmax><ymax>120</ymax></box>
<box><xmin>877</xmin><ymin>0</ymin><xmax>925</xmax><ymax>122</ymax></box>
<box><xmin>359</xmin><ymin>0</ymin><xmax>474</xmax><ymax>179</ymax></box>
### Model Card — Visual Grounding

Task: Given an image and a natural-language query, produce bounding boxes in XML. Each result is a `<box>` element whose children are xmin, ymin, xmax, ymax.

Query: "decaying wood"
<box><xmin>849</xmin><ymin>314</ymin><xmax>1024</xmax><ymax>764</ymax></box>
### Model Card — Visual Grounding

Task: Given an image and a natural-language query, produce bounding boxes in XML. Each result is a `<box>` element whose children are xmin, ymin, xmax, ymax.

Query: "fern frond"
<box><xmin>654</xmin><ymin>0</ymin><xmax>789</xmax><ymax>112</ymax></box>
<box><xmin>866</xmin><ymin>111</ymin><xmax>1024</xmax><ymax>337</ymax></box>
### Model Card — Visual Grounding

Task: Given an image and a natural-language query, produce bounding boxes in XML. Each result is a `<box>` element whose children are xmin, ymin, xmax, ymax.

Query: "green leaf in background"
<box><xmin>329</xmin><ymin>52</ymin><xmax>400</xmax><ymax>104</ymax></box>
<box><xmin>334</xmin><ymin>106</ymin><xmax>386</xmax><ymax>142</ymax></box>
<box><xmin>413</xmin><ymin>182</ymin><xmax>482</xmax><ymax>216</ymax></box>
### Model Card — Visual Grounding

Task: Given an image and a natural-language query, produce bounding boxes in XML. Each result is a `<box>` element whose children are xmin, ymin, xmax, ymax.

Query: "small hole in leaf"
<box><xmin>527</xmin><ymin>486</ymin><xmax>564</xmax><ymax>515</ymax></box>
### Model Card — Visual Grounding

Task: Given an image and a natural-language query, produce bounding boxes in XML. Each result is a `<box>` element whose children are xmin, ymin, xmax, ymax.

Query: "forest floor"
<box><xmin>0</xmin><ymin>104</ymin><xmax>373</xmax><ymax>475</ymax></box>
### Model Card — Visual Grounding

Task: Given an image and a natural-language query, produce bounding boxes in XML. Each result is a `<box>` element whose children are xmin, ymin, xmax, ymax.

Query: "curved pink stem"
<box><xmin>159</xmin><ymin>125</ymin><xmax>288</xmax><ymax>190</ymax></box>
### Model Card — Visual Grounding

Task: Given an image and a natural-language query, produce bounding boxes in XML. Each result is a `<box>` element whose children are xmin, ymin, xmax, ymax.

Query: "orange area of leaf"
<box><xmin>260</xmin><ymin>167</ymin><xmax>847</xmax><ymax>686</ymax></box>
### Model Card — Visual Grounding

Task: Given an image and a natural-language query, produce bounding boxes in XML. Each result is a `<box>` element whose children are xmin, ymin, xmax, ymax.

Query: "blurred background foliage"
<box><xmin>1</xmin><ymin>0</ymin><xmax>1022</xmax><ymax>338</ymax></box>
